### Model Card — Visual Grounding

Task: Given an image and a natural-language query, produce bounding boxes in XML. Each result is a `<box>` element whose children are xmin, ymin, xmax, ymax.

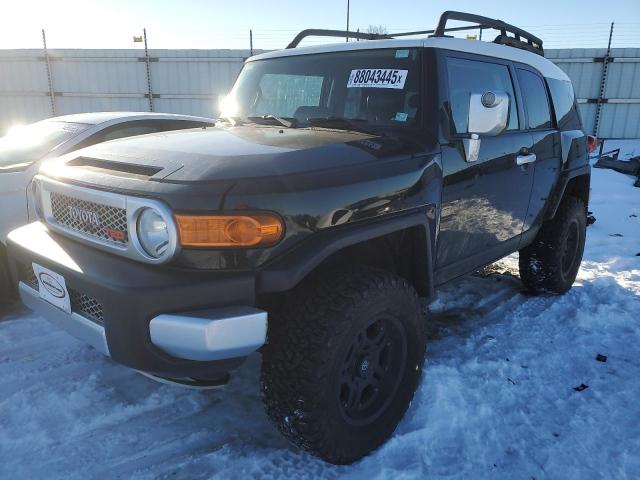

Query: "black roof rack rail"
<box><xmin>286</xmin><ymin>25</ymin><xmax>480</xmax><ymax>49</ymax></box>
<box><xmin>390</xmin><ymin>25</ymin><xmax>482</xmax><ymax>38</ymax></box>
<box><xmin>432</xmin><ymin>11</ymin><xmax>544</xmax><ymax>55</ymax></box>
<box><xmin>286</xmin><ymin>12</ymin><xmax>544</xmax><ymax>56</ymax></box>
<box><xmin>286</xmin><ymin>29</ymin><xmax>391</xmax><ymax>49</ymax></box>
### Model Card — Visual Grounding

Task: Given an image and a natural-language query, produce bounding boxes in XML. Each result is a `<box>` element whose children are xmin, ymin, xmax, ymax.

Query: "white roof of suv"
<box><xmin>250</xmin><ymin>36</ymin><xmax>569</xmax><ymax>82</ymax></box>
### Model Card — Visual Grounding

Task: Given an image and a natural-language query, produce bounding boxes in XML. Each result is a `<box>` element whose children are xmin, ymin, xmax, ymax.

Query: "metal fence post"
<box><xmin>594</xmin><ymin>22</ymin><xmax>614</xmax><ymax>137</ymax></box>
<box><xmin>143</xmin><ymin>28</ymin><xmax>153</xmax><ymax>112</ymax></box>
<box><xmin>42</xmin><ymin>28</ymin><xmax>56</xmax><ymax>117</ymax></box>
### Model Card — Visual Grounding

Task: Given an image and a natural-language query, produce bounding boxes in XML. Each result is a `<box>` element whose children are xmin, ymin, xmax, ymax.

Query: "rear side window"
<box><xmin>517</xmin><ymin>69</ymin><xmax>552</xmax><ymax>129</ymax></box>
<box><xmin>446</xmin><ymin>57</ymin><xmax>519</xmax><ymax>134</ymax></box>
<box><xmin>547</xmin><ymin>78</ymin><xmax>583</xmax><ymax>131</ymax></box>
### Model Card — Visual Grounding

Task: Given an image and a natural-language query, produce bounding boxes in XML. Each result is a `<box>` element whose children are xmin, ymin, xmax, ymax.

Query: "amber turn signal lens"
<box><xmin>175</xmin><ymin>214</ymin><xmax>284</xmax><ymax>247</ymax></box>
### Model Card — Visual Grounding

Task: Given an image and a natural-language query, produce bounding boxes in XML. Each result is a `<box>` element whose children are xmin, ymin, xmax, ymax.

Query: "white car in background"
<box><xmin>0</xmin><ymin>112</ymin><xmax>216</xmax><ymax>300</ymax></box>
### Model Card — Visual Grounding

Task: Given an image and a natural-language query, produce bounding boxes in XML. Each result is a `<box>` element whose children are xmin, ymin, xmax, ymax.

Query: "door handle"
<box><xmin>516</xmin><ymin>153</ymin><xmax>537</xmax><ymax>165</ymax></box>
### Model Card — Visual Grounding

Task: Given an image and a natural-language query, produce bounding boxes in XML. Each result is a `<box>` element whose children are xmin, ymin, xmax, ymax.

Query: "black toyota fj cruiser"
<box><xmin>8</xmin><ymin>12</ymin><xmax>592</xmax><ymax>464</ymax></box>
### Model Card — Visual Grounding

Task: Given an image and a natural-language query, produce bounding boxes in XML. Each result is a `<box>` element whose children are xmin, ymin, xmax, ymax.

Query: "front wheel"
<box><xmin>519</xmin><ymin>196</ymin><xmax>587</xmax><ymax>294</ymax></box>
<box><xmin>260</xmin><ymin>266</ymin><xmax>426</xmax><ymax>464</ymax></box>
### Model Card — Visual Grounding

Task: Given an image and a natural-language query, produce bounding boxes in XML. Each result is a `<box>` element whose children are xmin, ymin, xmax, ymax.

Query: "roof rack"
<box><xmin>286</xmin><ymin>25</ymin><xmax>481</xmax><ymax>49</ymax></box>
<box><xmin>432</xmin><ymin>11</ymin><xmax>544</xmax><ymax>55</ymax></box>
<box><xmin>286</xmin><ymin>11</ymin><xmax>544</xmax><ymax>56</ymax></box>
<box><xmin>286</xmin><ymin>29</ymin><xmax>391</xmax><ymax>49</ymax></box>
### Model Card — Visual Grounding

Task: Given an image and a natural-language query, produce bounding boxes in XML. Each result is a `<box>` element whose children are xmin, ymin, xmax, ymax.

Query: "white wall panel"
<box><xmin>0</xmin><ymin>47</ymin><xmax>638</xmax><ymax>138</ymax></box>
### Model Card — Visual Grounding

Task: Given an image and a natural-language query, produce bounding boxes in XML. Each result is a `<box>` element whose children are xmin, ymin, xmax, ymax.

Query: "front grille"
<box><xmin>50</xmin><ymin>191</ymin><xmax>128</xmax><ymax>246</ymax></box>
<box><xmin>69</xmin><ymin>290</ymin><xmax>104</xmax><ymax>325</ymax></box>
<box><xmin>20</xmin><ymin>263</ymin><xmax>104</xmax><ymax>325</ymax></box>
<box><xmin>22</xmin><ymin>263</ymin><xmax>39</xmax><ymax>290</ymax></box>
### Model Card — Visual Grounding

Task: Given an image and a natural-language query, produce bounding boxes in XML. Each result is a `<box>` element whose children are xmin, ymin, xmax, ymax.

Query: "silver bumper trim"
<box><xmin>19</xmin><ymin>282</ymin><xmax>110</xmax><ymax>356</ymax></box>
<box><xmin>19</xmin><ymin>281</ymin><xmax>265</xmax><ymax>363</ymax></box>
<box><xmin>149</xmin><ymin>307</ymin><xmax>267</xmax><ymax>361</ymax></box>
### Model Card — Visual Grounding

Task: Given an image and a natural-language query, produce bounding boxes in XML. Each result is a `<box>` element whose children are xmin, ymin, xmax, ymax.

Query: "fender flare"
<box><xmin>544</xmin><ymin>164</ymin><xmax>591</xmax><ymax>221</ymax></box>
<box><xmin>257</xmin><ymin>207</ymin><xmax>436</xmax><ymax>297</ymax></box>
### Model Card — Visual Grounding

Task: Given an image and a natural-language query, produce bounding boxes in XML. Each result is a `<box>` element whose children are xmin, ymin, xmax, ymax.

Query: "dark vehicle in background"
<box><xmin>7</xmin><ymin>12</ymin><xmax>592</xmax><ymax>464</ymax></box>
<box><xmin>0</xmin><ymin>112</ymin><xmax>216</xmax><ymax>300</ymax></box>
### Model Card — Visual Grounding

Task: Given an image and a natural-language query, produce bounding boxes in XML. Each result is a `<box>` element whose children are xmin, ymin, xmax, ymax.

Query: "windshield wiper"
<box><xmin>307</xmin><ymin>116</ymin><xmax>377</xmax><ymax>135</ymax></box>
<box><xmin>247</xmin><ymin>115</ymin><xmax>298</xmax><ymax>128</ymax></box>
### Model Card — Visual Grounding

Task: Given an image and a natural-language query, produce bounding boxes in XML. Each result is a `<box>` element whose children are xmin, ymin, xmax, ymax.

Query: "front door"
<box><xmin>435</xmin><ymin>55</ymin><xmax>534</xmax><ymax>281</ymax></box>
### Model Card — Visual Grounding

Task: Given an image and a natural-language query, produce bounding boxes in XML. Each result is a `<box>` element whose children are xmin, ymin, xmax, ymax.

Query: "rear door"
<box><xmin>515</xmin><ymin>66</ymin><xmax>562</xmax><ymax>234</ymax></box>
<box><xmin>436</xmin><ymin>53</ymin><xmax>534</xmax><ymax>281</ymax></box>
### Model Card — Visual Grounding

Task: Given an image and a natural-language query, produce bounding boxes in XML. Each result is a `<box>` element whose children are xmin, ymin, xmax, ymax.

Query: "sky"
<box><xmin>1</xmin><ymin>0</ymin><xmax>638</xmax><ymax>51</ymax></box>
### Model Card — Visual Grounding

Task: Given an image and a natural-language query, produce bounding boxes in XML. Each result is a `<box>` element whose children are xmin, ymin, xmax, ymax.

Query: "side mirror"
<box><xmin>463</xmin><ymin>91</ymin><xmax>510</xmax><ymax>162</ymax></box>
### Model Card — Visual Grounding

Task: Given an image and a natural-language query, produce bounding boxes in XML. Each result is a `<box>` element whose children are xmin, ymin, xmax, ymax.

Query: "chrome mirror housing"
<box><xmin>468</xmin><ymin>91</ymin><xmax>510</xmax><ymax>136</ymax></box>
<box><xmin>463</xmin><ymin>90</ymin><xmax>510</xmax><ymax>162</ymax></box>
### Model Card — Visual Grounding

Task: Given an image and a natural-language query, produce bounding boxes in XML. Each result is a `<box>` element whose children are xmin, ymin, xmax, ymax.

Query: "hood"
<box><xmin>41</xmin><ymin>125</ymin><xmax>426</xmax><ymax>189</ymax></box>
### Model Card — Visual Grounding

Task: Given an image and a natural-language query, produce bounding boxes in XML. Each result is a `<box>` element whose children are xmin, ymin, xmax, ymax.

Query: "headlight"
<box><xmin>136</xmin><ymin>208</ymin><xmax>170</xmax><ymax>258</ymax></box>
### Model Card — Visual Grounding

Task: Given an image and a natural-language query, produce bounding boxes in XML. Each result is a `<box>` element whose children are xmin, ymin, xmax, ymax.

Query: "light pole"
<box><xmin>346</xmin><ymin>0</ymin><xmax>350</xmax><ymax>42</ymax></box>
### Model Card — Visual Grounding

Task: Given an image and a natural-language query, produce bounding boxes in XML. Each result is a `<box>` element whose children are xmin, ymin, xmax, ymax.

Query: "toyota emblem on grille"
<box><xmin>68</xmin><ymin>205</ymin><xmax>101</xmax><ymax>227</ymax></box>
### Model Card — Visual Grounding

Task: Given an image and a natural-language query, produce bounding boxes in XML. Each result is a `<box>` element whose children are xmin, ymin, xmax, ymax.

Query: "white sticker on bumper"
<box><xmin>33</xmin><ymin>263</ymin><xmax>71</xmax><ymax>314</ymax></box>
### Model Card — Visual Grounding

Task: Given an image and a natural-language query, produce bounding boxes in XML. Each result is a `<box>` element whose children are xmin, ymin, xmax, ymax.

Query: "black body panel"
<box><xmin>41</xmin><ymin>125</ymin><xmax>442</xmax><ymax>271</ymax></box>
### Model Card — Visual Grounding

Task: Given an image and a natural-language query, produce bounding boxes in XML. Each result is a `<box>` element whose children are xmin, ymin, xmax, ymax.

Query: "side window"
<box><xmin>100</xmin><ymin>124</ymin><xmax>159</xmax><ymax>142</ymax></box>
<box><xmin>517</xmin><ymin>69</ymin><xmax>552</xmax><ymax>130</ymax></box>
<box><xmin>71</xmin><ymin>121</ymin><xmax>180</xmax><ymax>151</ymax></box>
<box><xmin>254</xmin><ymin>74</ymin><xmax>324</xmax><ymax>117</ymax></box>
<box><xmin>547</xmin><ymin>78</ymin><xmax>583</xmax><ymax>131</ymax></box>
<box><xmin>446</xmin><ymin>57</ymin><xmax>519</xmax><ymax>134</ymax></box>
<box><xmin>102</xmin><ymin>120</ymin><xmax>210</xmax><ymax>140</ymax></box>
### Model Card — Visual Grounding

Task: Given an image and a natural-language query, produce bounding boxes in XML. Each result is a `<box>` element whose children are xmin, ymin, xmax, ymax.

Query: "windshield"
<box><xmin>0</xmin><ymin>120</ymin><xmax>90</xmax><ymax>171</ymax></box>
<box><xmin>221</xmin><ymin>48</ymin><xmax>422</xmax><ymax>132</ymax></box>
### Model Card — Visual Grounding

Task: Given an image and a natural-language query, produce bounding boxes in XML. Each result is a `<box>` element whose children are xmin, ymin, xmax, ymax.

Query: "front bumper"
<box><xmin>8</xmin><ymin>222</ymin><xmax>266</xmax><ymax>378</ymax></box>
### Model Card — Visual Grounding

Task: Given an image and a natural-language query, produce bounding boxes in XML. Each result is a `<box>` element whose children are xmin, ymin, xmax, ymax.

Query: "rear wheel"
<box><xmin>260</xmin><ymin>266</ymin><xmax>426</xmax><ymax>464</ymax></box>
<box><xmin>519</xmin><ymin>196</ymin><xmax>586</xmax><ymax>294</ymax></box>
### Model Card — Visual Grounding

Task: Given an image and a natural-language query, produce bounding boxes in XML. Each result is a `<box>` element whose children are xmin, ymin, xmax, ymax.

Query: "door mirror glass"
<box><xmin>468</xmin><ymin>90</ymin><xmax>510</xmax><ymax>136</ymax></box>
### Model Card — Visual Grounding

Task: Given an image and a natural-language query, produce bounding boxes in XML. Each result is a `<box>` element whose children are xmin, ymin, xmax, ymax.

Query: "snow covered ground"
<box><xmin>1</xmin><ymin>146</ymin><xmax>639</xmax><ymax>479</ymax></box>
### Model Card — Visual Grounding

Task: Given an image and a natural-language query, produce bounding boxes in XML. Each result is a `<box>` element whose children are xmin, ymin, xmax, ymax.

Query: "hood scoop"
<box><xmin>66</xmin><ymin>157</ymin><xmax>165</xmax><ymax>179</ymax></box>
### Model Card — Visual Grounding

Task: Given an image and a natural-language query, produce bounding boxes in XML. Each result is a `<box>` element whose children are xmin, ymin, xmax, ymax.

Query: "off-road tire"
<box><xmin>260</xmin><ymin>265</ymin><xmax>426</xmax><ymax>464</ymax></box>
<box><xmin>519</xmin><ymin>196</ymin><xmax>586</xmax><ymax>294</ymax></box>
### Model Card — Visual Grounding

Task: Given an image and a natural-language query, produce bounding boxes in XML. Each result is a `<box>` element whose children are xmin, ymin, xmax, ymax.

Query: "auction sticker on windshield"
<box><xmin>33</xmin><ymin>263</ymin><xmax>71</xmax><ymax>314</ymax></box>
<box><xmin>347</xmin><ymin>69</ymin><xmax>408</xmax><ymax>89</ymax></box>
